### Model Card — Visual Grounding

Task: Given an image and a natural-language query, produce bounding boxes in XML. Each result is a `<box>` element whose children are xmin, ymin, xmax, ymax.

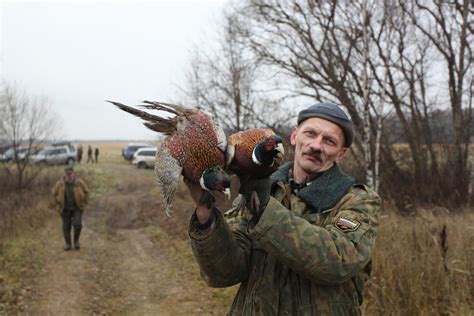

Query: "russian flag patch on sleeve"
<box><xmin>335</xmin><ymin>216</ymin><xmax>361</xmax><ymax>232</ymax></box>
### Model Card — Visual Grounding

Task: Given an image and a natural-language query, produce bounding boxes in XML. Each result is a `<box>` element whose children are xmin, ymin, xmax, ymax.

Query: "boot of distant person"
<box><xmin>63</xmin><ymin>230</ymin><xmax>72</xmax><ymax>251</ymax></box>
<box><xmin>73</xmin><ymin>227</ymin><xmax>81</xmax><ymax>250</ymax></box>
<box><xmin>72</xmin><ymin>207</ymin><xmax>82</xmax><ymax>250</ymax></box>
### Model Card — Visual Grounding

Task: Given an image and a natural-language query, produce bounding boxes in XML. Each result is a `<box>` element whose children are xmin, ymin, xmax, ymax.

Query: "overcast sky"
<box><xmin>1</xmin><ymin>0</ymin><xmax>226</xmax><ymax>141</ymax></box>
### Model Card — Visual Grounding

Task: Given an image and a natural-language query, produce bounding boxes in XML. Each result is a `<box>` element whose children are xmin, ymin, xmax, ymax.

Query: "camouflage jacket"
<box><xmin>189</xmin><ymin>163</ymin><xmax>381</xmax><ymax>315</ymax></box>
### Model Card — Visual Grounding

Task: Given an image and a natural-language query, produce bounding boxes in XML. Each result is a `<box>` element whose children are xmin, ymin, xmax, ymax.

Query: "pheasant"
<box><xmin>108</xmin><ymin>100</ymin><xmax>230</xmax><ymax>216</ymax></box>
<box><xmin>225</xmin><ymin>128</ymin><xmax>285</xmax><ymax>216</ymax></box>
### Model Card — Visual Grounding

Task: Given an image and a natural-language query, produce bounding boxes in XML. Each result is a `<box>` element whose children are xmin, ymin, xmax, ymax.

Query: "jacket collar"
<box><xmin>270</xmin><ymin>161</ymin><xmax>355</xmax><ymax>213</ymax></box>
<box><xmin>63</xmin><ymin>176</ymin><xmax>76</xmax><ymax>184</ymax></box>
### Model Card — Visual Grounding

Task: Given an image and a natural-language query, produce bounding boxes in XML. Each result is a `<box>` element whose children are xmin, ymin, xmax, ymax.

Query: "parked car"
<box><xmin>50</xmin><ymin>141</ymin><xmax>72</xmax><ymax>147</ymax></box>
<box><xmin>132</xmin><ymin>147</ymin><xmax>157</xmax><ymax>169</ymax></box>
<box><xmin>17</xmin><ymin>147</ymin><xmax>42</xmax><ymax>161</ymax></box>
<box><xmin>0</xmin><ymin>140</ymin><xmax>10</xmax><ymax>156</ymax></box>
<box><xmin>0</xmin><ymin>146</ymin><xmax>41</xmax><ymax>163</ymax></box>
<box><xmin>31</xmin><ymin>145</ymin><xmax>77</xmax><ymax>165</ymax></box>
<box><xmin>122</xmin><ymin>143</ymin><xmax>153</xmax><ymax>161</ymax></box>
<box><xmin>0</xmin><ymin>147</ymin><xmax>27</xmax><ymax>162</ymax></box>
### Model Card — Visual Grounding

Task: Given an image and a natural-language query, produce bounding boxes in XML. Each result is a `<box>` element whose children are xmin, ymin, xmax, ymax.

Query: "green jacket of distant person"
<box><xmin>189</xmin><ymin>162</ymin><xmax>380</xmax><ymax>315</ymax></box>
<box><xmin>51</xmin><ymin>174</ymin><xmax>89</xmax><ymax>213</ymax></box>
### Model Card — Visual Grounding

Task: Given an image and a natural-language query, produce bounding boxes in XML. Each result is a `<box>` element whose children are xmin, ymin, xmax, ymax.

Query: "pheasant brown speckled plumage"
<box><xmin>109</xmin><ymin>100</ymin><xmax>229</xmax><ymax>215</ymax></box>
<box><xmin>164</xmin><ymin>110</ymin><xmax>226</xmax><ymax>181</ymax></box>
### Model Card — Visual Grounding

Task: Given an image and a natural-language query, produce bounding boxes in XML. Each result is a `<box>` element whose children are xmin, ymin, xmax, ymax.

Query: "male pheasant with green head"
<box><xmin>226</xmin><ymin>128</ymin><xmax>284</xmax><ymax>176</ymax></box>
<box><xmin>109</xmin><ymin>100</ymin><xmax>230</xmax><ymax>216</ymax></box>
<box><xmin>225</xmin><ymin>128</ymin><xmax>285</xmax><ymax>216</ymax></box>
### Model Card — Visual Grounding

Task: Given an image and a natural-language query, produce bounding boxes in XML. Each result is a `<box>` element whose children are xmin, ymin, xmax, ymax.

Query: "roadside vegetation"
<box><xmin>0</xmin><ymin>145</ymin><xmax>473</xmax><ymax>314</ymax></box>
<box><xmin>0</xmin><ymin>166</ymin><xmax>60</xmax><ymax>313</ymax></box>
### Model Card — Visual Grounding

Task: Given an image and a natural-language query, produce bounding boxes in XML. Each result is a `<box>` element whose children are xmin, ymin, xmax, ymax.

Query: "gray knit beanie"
<box><xmin>297</xmin><ymin>102</ymin><xmax>354</xmax><ymax>147</ymax></box>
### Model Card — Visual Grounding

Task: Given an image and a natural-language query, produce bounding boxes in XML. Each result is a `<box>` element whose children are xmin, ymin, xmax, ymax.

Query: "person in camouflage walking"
<box><xmin>186</xmin><ymin>102</ymin><xmax>381</xmax><ymax>315</ymax></box>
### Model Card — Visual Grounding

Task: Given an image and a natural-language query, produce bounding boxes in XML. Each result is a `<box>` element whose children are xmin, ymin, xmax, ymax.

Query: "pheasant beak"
<box><xmin>275</xmin><ymin>142</ymin><xmax>284</xmax><ymax>154</ymax></box>
<box><xmin>273</xmin><ymin>143</ymin><xmax>285</xmax><ymax>165</ymax></box>
<box><xmin>223</xmin><ymin>188</ymin><xmax>231</xmax><ymax>200</ymax></box>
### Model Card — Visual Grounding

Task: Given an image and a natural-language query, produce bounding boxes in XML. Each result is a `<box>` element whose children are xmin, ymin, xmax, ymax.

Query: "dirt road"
<box><xmin>25</xmin><ymin>163</ymin><xmax>234</xmax><ymax>315</ymax></box>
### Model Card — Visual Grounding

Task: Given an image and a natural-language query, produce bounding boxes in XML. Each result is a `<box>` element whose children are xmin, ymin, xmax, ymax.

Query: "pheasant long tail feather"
<box><xmin>142</xmin><ymin>100</ymin><xmax>188</xmax><ymax>115</ymax></box>
<box><xmin>107</xmin><ymin>100</ymin><xmax>164</xmax><ymax>122</ymax></box>
<box><xmin>108</xmin><ymin>100</ymin><xmax>176</xmax><ymax>134</ymax></box>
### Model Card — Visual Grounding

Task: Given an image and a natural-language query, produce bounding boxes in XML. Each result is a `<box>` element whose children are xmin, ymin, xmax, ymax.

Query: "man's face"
<box><xmin>290</xmin><ymin>117</ymin><xmax>347</xmax><ymax>179</ymax></box>
<box><xmin>65</xmin><ymin>171</ymin><xmax>75</xmax><ymax>182</ymax></box>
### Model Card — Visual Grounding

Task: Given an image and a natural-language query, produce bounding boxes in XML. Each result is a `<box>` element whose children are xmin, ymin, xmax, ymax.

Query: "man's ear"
<box><xmin>335</xmin><ymin>147</ymin><xmax>348</xmax><ymax>163</ymax></box>
<box><xmin>290</xmin><ymin>127</ymin><xmax>298</xmax><ymax>146</ymax></box>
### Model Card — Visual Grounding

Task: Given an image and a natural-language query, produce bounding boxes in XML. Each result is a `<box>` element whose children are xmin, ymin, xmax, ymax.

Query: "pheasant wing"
<box><xmin>154</xmin><ymin>146</ymin><xmax>182</xmax><ymax>216</ymax></box>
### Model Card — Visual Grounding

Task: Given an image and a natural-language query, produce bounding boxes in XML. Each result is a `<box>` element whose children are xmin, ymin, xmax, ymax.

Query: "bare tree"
<box><xmin>372</xmin><ymin>2</ymin><xmax>395</xmax><ymax>193</ymax></box>
<box><xmin>367</xmin><ymin>0</ymin><xmax>446</xmax><ymax>202</ymax></box>
<box><xmin>227</xmin><ymin>0</ymin><xmax>473</xmax><ymax>207</ymax></box>
<box><xmin>182</xmin><ymin>10</ymin><xmax>291</xmax><ymax>134</ymax></box>
<box><xmin>400</xmin><ymin>0</ymin><xmax>473</xmax><ymax>204</ymax></box>
<box><xmin>181</xmin><ymin>0</ymin><xmax>472</xmax><ymax>206</ymax></box>
<box><xmin>0</xmin><ymin>82</ymin><xmax>60</xmax><ymax>190</ymax></box>
<box><xmin>361</xmin><ymin>0</ymin><xmax>375</xmax><ymax>188</ymax></box>
<box><xmin>238</xmin><ymin>1</ymin><xmax>399</xmax><ymax>184</ymax></box>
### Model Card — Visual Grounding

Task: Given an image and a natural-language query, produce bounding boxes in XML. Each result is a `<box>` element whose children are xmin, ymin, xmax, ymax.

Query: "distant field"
<box><xmin>74</xmin><ymin>141</ymin><xmax>160</xmax><ymax>164</ymax></box>
<box><xmin>95</xmin><ymin>142</ymin><xmax>128</xmax><ymax>164</ymax></box>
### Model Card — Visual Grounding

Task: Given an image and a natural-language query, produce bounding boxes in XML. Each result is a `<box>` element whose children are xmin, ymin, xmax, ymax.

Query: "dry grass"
<box><xmin>0</xmin><ymin>167</ymin><xmax>61</xmax><ymax>238</ymax></box>
<box><xmin>363</xmin><ymin>206</ymin><xmax>474</xmax><ymax>315</ymax></box>
<box><xmin>1</xmin><ymin>143</ymin><xmax>473</xmax><ymax>314</ymax></box>
<box><xmin>0</xmin><ymin>167</ymin><xmax>60</xmax><ymax>313</ymax></box>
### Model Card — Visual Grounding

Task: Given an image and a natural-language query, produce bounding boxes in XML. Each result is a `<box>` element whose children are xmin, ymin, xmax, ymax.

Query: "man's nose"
<box><xmin>309</xmin><ymin>136</ymin><xmax>323</xmax><ymax>151</ymax></box>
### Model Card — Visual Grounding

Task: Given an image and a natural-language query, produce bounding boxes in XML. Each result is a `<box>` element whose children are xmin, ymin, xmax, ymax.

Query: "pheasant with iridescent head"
<box><xmin>225</xmin><ymin>128</ymin><xmax>285</xmax><ymax>216</ymax></box>
<box><xmin>109</xmin><ymin>100</ymin><xmax>230</xmax><ymax>215</ymax></box>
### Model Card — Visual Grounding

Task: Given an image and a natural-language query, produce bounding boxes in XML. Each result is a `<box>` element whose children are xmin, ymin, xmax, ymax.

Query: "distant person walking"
<box><xmin>77</xmin><ymin>144</ymin><xmax>83</xmax><ymax>163</ymax></box>
<box><xmin>86</xmin><ymin>145</ymin><xmax>93</xmax><ymax>163</ymax></box>
<box><xmin>51</xmin><ymin>167</ymin><xmax>89</xmax><ymax>251</ymax></box>
<box><xmin>94</xmin><ymin>147</ymin><xmax>99</xmax><ymax>163</ymax></box>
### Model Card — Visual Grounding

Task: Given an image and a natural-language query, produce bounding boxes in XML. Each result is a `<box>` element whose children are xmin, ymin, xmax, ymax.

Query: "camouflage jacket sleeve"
<box><xmin>250</xmin><ymin>185</ymin><xmax>381</xmax><ymax>285</ymax></box>
<box><xmin>188</xmin><ymin>207</ymin><xmax>252</xmax><ymax>288</ymax></box>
